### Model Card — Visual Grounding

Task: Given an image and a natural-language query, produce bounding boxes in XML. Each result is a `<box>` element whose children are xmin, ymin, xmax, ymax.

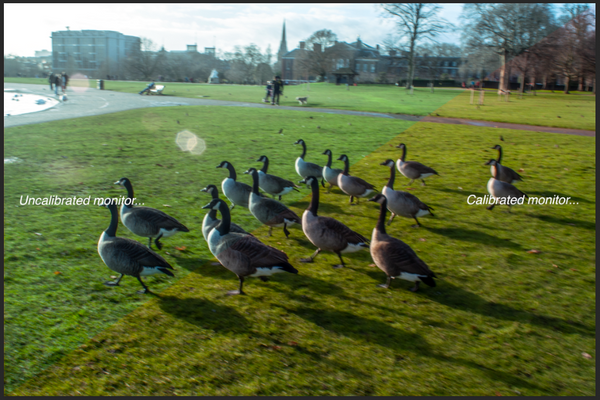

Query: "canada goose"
<box><xmin>114</xmin><ymin>177</ymin><xmax>189</xmax><ymax>250</ymax></box>
<box><xmin>98</xmin><ymin>199</ymin><xmax>175</xmax><ymax>294</ymax></box>
<box><xmin>256</xmin><ymin>155</ymin><xmax>300</xmax><ymax>200</ymax></box>
<box><xmin>368</xmin><ymin>194</ymin><xmax>437</xmax><ymax>292</ymax></box>
<box><xmin>486</xmin><ymin>159</ymin><xmax>528</xmax><ymax>212</ymax></box>
<box><xmin>216</xmin><ymin>161</ymin><xmax>254</xmax><ymax>209</ymax></box>
<box><xmin>395</xmin><ymin>143</ymin><xmax>439</xmax><ymax>186</ymax></box>
<box><xmin>321</xmin><ymin>149</ymin><xmax>343</xmax><ymax>192</ymax></box>
<box><xmin>299</xmin><ymin>176</ymin><xmax>369</xmax><ymax>269</ymax></box>
<box><xmin>489</xmin><ymin>145</ymin><xmax>523</xmax><ymax>183</ymax></box>
<box><xmin>202</xmin><ymin>198</ymin><xmax>298</xmax><ymax>295</ymax></box>
<box><xmin>244</xmin><ymin>168</ymin><xmax>302</xmax><ymax>237</ymax></box>
<box><xmin>200</xmin><ymin>185</ymin><xmax>250</xmax><ymax>241</ymax></box>
<box><xmin>380</xmin><ymin>159</ymin><xmax>434</xmax><ymax>227</ymax></box>
<box><xmin>336</xmin><ymin>154</ymin><xmax>377</xmax><ymax>205</ymax></box>
<box><xmin>294</xmin><ymin>139</ymin><xmax>324</xmax><ymax>184</ymax></box>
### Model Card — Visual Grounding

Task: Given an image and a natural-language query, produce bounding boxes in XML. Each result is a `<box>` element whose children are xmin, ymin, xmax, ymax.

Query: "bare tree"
<box><xmin>124</xmin><ymin>38</ymin><xmax>165</xmax><ymax>80</ymax></box>
<box><xmin>380</xmin><ymin>3</ymin><xmax>452</xmax><ymax>89</ymax></box>
<box><xmin>295</xmin><ymin>29</ymin><xmax>340</xmax><ymax>81</ymax></box>
<box><xmin>460</xmin><ymin>4</ymin><xmax>557</xmax><ymax>92</ymax></box>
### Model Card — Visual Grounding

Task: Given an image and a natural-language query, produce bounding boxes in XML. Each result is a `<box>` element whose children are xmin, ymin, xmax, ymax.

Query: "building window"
<box><xmin>355</xmin><ymin>63</ymin><xmax>359</xmax><ymax>71</ymax></box>
<box><xmin>345</xmin><ymin>59</ymin><xmax>349</xmax><ymax>67</ymax></box>
<box><xmin>444</xmin><ymin>61</ymin><xmax>449</xmax><ymax>67</ymax></box>
<box><xmin>363</xmin><ymin>63</ymin><xmax>367</xmax><ymax>72</ymax></box>
<box><xmin>371</xmin><ymin>64</ymin><xmax>375</xmax><ymax>73</ymax></box>
<box><xmin>452</xmin><ymin>61</ymin><xmax>457</xmax><ymax>67</ymax></box>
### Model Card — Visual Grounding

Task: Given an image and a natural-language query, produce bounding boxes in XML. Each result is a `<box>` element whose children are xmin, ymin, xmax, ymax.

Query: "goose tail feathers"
<box><xmin>419</xmin><ymin>275</ymin><xmax>436</xmax><ymax>287</ymax></box>
<box><xmin>279</xmin><ymin>262</ymin><xmax>299</xmax><ymax>274</ymax></box>
<box><xmin>157</xmin><ymin>267</ymin><xmax>175</xmax><ymax>277</ymax></box>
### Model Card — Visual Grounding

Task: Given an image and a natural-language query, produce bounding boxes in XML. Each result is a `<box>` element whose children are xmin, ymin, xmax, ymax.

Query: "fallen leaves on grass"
<box><xmin>34</xmin><ymin>232</ymin><xmax>42</xmax><ymax>236</ymax></box>
<box><xmin>174</xmin><ymin>246</ymin><xmax>186</xmax><ymax>251</ymax></box>
<box><xmin>163</xmin><ymin>204</ymin><xmax>171</xmax><ymax>207</ymax></box>
<box><xmin>54</xmin><ymin>271</ymin><xmax>61</xmax><ymax>275</ymax></box>
<box><xmin>368</xmin><ymin>263</ymin><xmax>376</xmax><ymax>267</ymax></box>
<box><xmin>419</xmin><ymin>238</ymin><xmax>426</xmax><ymax>242</ymax></box>
<box><xmin>527</xmin><ymin>249</ymin><xmax>541</xmax><ymax>254</ymax></box>
<box><xmin>582</xmin><ymin>352</ymin><xmax>592</xmax><ymax>359</ymax></box>
<box><xmin>518</xmin><ymin>168</ymin><xmax>525</xmax><ymax>172</ymax></box>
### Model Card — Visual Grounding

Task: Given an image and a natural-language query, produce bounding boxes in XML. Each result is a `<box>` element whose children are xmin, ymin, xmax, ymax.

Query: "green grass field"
<box><xmin>4</xmin><ymin>105</ymin><xmax>595</xmax><ymax>395</ymax></box>
<box><xmin>5</xmin><ymin>77</ymin><xmax>595</xmax><ymax>131</ymax></box>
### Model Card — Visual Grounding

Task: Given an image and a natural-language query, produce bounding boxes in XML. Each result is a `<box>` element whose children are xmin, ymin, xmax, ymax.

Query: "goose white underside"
<box><xmin>274</xmin><ymin>186</ymin><xmax>295</xmax><ymax>196</ymax></box>
<box><xmin>341</xmin><ymin>242</ymin><xmax>369</xmax><ymax>254</ymax></box>
<box><xmin>415</xmin><ymin>208</ymin><xmax>431</xmax><ymax>217</ymax></box>
<box><xmin>394</xmin><ymin>272</ymin><xmax>428</xmax><ymax>282</ymax></box>
<box><xmin>140</xmin><ymin>266</ymin><xmax>169</xmax><ymax>276</ymax></box>
<box><xmin>250</xmin><ymin>267</ymin><xmax>287</xmax><ymax>277</ymax></box>
<box><xmin>358</xmin><ymin>189</ymin><xmax>375</xmax><ymax>198</ymax></box>
<box><xmin>417</xmin><ymin>173</ymin><xmax>434</xmax><ymax>179</ymax></box>
<box><xmin>267</xmin><ymin>219</ymin><xmax>298</xmax><ymax>228</ymax></box>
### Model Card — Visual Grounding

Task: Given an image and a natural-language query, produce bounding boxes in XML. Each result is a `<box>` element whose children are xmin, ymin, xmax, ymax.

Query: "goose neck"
<box><xmin>260</xmin><ymin>158</ymin><xmax>269</xmax><ymax>173</ymax></box>
<box><xmin>307</xmin><ymin>179</ymin><xmax>320</xmax><ymax>215</ymax></box>
<box><xmin>105</xmin><ymin>204</ymin><xmax>119</xmax><ymax>237</ymax></box>
<box><xmin>400</xmin><ymin>146</ymin><xmax>407</xmax><ymax>162</ymax></box>
<box><xmin>299</xmin><ymin>141</ymin><xmax>307</xmax><ymax>159</ymax></box>
<box><xmin>215</xmin><ymin>201</ymin><xmax>231</xmax><ymax>235</ymax></box>
<box><xmin>226</xmin><ymin>164</ymin><xmax>237</xmax><ymax>181</ymax></box>
<box><xmin>123</xmin><ymin>180</ymin><xmax>135</xmax><ymax>207</ymax></box>
<box><xmin>325</xmin><ymin>152</ymin><xmax>332</xmax><ymax>168</ymax></box>
<box><xmin>250</xmin><ymin>170</ymin><xmax>260</xmax><ymax>195</ymax></box>
<box><xmin>496</xmin><ymin>147</ymin><xmax>503</xmax><ymax>164</ymax></box>
<box><xmin>386</xmin><ymin>165</ymin><xmax>395</xmax><ymax>189</ymax></box>
<box><xmin>376</xmin><ymin>200</ymin><xmax>388</xmax><ymax>234</ymax></box>
<box><xmin>342</xmin><ymin>157</ymin><xmax>350</xmax><ymax>175</ymax></box>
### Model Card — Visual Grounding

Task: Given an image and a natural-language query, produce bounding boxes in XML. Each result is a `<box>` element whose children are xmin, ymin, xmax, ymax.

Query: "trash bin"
<box><xmin>97</xmin><ymin>79</ymin><xmax>104</xmax><ymax>90</ymax></box>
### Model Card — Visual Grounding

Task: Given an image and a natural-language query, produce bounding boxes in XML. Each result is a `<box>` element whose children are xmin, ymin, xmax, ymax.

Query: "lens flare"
<box><xmin>176</xmin><ymin>130</ymin><xmax>206</xmax><ymax>155</ymax></box>
<box><xmin>69</xmin><ymin>73</ymin><xmax>92</xmax><ymax>93</ymax></box>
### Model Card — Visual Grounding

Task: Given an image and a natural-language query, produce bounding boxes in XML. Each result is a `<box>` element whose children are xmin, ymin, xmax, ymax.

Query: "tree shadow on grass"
<box><xmin>158</xmin><ymin>295</ymin><xmax>250</xmax><ymax>332</ymax></box>
<box><xmin>285</xmin><ymin>305</ymin><xmax>543</xmax><ymax>392</ymax></box>
<box><xmin>175</xmin><ymin>257</ymin><xmax>213</xmax><ymax>272</ymax></box>
<box><xmin>415</xmin><ymin>281</ymin><xmax>594</xmax><ymax>337</ymax></box>
<box><xmin>526</xmin><ymin>213</ymin><xmax>595</xmax><ymax>231</ymax></box>
<box><xmin>422</xmin><ymin>226</ymin><xmax>523</xmax><ymax>249</ymax></box>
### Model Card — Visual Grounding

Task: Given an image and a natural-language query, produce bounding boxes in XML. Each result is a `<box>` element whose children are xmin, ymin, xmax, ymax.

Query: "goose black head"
<box><xmin>114</xmin><ymin>177</ymin><xmax>129</xmax><ymax>186</ymax></box>
<box><xmin>256</xmin><ymin>155</ymin><xmax>268</xmax><ymax>162</ymax></box>
<box><xmin>293</xmin><ymin>139</ymin><xmax>304</xmax><ymax>145</ymax></box>
<box><xmin>484</xmin><ymin>159</ymin><xmax>497</xmax><ymax>166</ymax></box>
<box><xmin>491</xmin><ymin>145</ymin><xmax>502</xmax><ymax>150</ymax></box>
<box><xmin>380</xmin><ymin>159</ymin><xmax>395</xmax><ymax>167</ymax></box>
<box><xmin>322</xmin><ymin>149</ymin><xmax>332</xmax><ymax>156</ymax></box>
<box><xmin>243</xmin><ymin>168</ymin><xmax>258</xmax><ymax>175</ymax></box>
<box><xmin>336</xmin><ymin>154</ymin><xmax>348</xmax><ymax>162</ymax></box>
<box><xmin>368</xmin><ymin>193</ymin><xmax>387</xmax><ymax>205</ymax></box>
<box><xmin>201</xmin><ymin>184</ymin><xmax>217</xmax><ymax>193</ymax></box>
<box><xmin>202</xmin><ymin>198</ymin><xmax>223</xmax><ymax>211</ymax></box>
<box><xmin>395</xmin><ymin>143</ymin><xmax>406</xmax><ymax>149</ymax></box>
<box><xmin>216</xmin><ymin>161</ymin><xmax>229</xmax><ymax>169</ymax></box>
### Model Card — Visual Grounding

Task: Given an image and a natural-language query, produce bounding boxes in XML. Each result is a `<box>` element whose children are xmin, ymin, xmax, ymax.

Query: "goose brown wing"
<box><xmin>502</xmin><ymin>165</ymin><xmax>523</xmax><ymax>182</ymax></box>
<box><xmin>319</xmin><ymin>216</ymin><xmax>369</xmax><ymax>245</ymax></box>
<box><xmin>349</xmin><ymin>175</ymin><xmax>376</xmax><ymax>190</ymax></box>
<box><xmin>403</xmin><ymin>191</ymin><xmax>434</xmax><ymax>211</ymax></box>
<box><xmin>378</xmin><ymin>236</ymin><xmax>433</xmax><ymax>276</ymax></box>
<box><xmin>110</xmin><ymin>237</ymin><xmax>174</xmax><ymax>269</ymax></box>
<box><xmin>405</xmin><ymin>161</ymin><xmax>438</xmax><ymax>176</ymax></box>
<box><xmin>227</xmin><ymin>235</ymin><xmax>290</xmax><ymax>268</ymax></box>
<box><xmin>262</xmin><ymin>199</ymin><xmax>302</xmax><ymax>223</ymax></box>
<box><xmin>268</xmin><ymin>173</ymin><xmax>299</xmax><ymax>188</ymax></box>
<box><xmin>130</xmin><ymin>206</ymin><xmax>189</xmax><ymax>231</ymax></box>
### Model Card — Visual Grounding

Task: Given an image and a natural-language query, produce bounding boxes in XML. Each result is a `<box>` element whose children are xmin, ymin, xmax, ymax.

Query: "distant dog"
<box><xmin>296</xmin><ymin>96</ymin><xmax>308</xmax><ymax>105</ymax></box>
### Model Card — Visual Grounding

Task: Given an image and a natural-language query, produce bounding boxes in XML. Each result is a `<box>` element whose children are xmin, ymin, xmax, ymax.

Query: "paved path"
<box><xmin>4</xmin><ymin>83</ymin><xmax>595</xmax><ymax>136</ymax></box>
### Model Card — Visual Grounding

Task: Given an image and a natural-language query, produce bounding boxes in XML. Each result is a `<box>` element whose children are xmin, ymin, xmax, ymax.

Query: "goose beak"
<box><xmin>216</xmin><ymin>165</ymin><xmax>222</xmax><ymax>168</ymax></box>
<box><xmin>379</xmin><ymin>161</ymin><xmax>387</xmax><ymax>166</ymax></box>
<box><xmin>200</xmin><ymin>187</ymin><xmax>208</xmax><ymax>192</ymax></box>
<box><xmin>201</xmin><ymin>203</ymin><xmax>212</xmax><ymax>209</ymax></box>
<box><xmin>336</xmin><ymin>156</ymin><xmax>343</xmax><ymax>161</ymax></box>
<box><xmin>321</xmin><ymin>151</ymin><xmax>327</xmax><ymax>155</ymax></box>
<box><xmin>298</xmin><ymin>179</ymin><xmax>306</xmax><ymax>184</ymax></box>
<box><xmin>243</xmin><ymin>170</ymin><xmax>250</xmax><ymax>174</ymax></box>
<box><xmin>114</xmin><ymin>180</ymin><xmax>121</xmax><ymax>185</ymax></box>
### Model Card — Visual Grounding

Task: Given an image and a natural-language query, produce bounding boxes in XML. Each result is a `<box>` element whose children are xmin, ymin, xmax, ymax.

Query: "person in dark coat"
<box><xmin>271</xmin><ymin>76</ymin><xmax>283</xmax><ymax>105</ymax></box>
<box><xmin>48</xmin><ymin>73</ymin><xmax>54</xmax><ymax>90</ymax></box>
<box><xmin>54</xmin><ymin>74</ymin><xmax>61</xmax><ymax>95</ymax></box>
<box><xmin>61</xmin><ymin>71</ymin><xmax>69</xmax><ymax>93</ymax></box>
<box><xmin>139</xmin><ymin>81</ymin><xmax>156</xmax><ymax>95</ymax></box>
<box><xmin>263</xmin><ymin>80</ymin><xmax>272</xmax><ymax>103</ymax></box>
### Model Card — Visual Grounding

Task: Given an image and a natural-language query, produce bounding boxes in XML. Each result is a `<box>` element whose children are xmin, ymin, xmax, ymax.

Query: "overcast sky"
<box><xmin>4</xmin><ymin>3</ymin><xmax>466</xmax><ymax>57</ymax></box>
<box><xmin>4</xmin><ymin>3</ymin><xmax>593</xmax><ymax>58</ymax></box>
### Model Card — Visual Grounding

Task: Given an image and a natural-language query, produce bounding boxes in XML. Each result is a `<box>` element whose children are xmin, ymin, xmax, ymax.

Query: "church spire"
<box><xmin>278</xmin><ymin>20</ymin><xmax>288</xmax><ymax>57</ymax></box>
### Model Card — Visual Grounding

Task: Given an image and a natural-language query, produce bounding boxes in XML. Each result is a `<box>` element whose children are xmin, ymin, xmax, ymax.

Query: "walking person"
<box><xmin>271</xmin><ymin>76</ymin><xmax>283</xmax><ymax>105</ymax></box>
<box><xmin>139</xmin><ymin>81</ymin><xmax>156</xmax><ymax>95</ymax></box>
<box><xmin>48</xmin><ymin>73</ymin><xmax>54</xmax><ymax>91</ymax></box>
<box><xmin>263</xmin><ymin>80</ymin><xmax>272</xmax><ymax>103</ymax></box>
<box><xmin>61</xmin><ymin>71</ymin><xmax>69</xmax><ymax>93</ymax></box>
<box><xmin>54</xmin><ymin>74</ymin><xmax>61</xmax><ymax>95</ymax></box>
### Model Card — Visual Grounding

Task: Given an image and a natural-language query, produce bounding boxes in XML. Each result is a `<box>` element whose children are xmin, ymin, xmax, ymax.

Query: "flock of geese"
<box><xmin>97</xmin><ymin>139</ymin><xmax>524</xmax><ymax>295</ymax></box>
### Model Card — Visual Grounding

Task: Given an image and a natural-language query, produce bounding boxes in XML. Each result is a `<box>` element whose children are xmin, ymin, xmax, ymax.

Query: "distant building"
<box><xmin>51</xmin><ymin>29</ymin><xmax>140</xmax><ymax>77</ymax></box>
<box><xmin>275</xmin><ymin>20</ymin><xmax>288</xmax><ymax>75</ymax></box>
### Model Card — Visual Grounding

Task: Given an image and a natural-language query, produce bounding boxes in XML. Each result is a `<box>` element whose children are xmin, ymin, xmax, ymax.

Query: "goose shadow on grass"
<box><xmin>284</xmin><ymin>305</ymin><xmax>543</xmax><ymax>392</ymax></box>
<box><xmin>526</xmin><ymin>191</ymin><xmax>593</xmax><ymax>205</ymax></box>
<box><xmin>290</xmin><ymin>200</ymin><xmax>347</xmax><ymax>215</ymax></box>
<box><xmin>422</xmin><ymin>226</ymin><xmax>523</xmax><ymax>249</ymax></box>
<box><xmin>158</xmin><ymin>295</ymin><xmax>250</xmax><ymax>332</ymax></box>
<box><xmin>526</xmin><ymin>213</ymin><xmax>595</xmax><ymax>231</ymax></box>
<box><xmin>355</xmin><ymin>274</ymin><xmax>594</xmax><ymax>338</ymax></box>
<box><xmin>175</xmin><ymin>257</ymin><xmax>213</xmax><ymax>272</ymax></box>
